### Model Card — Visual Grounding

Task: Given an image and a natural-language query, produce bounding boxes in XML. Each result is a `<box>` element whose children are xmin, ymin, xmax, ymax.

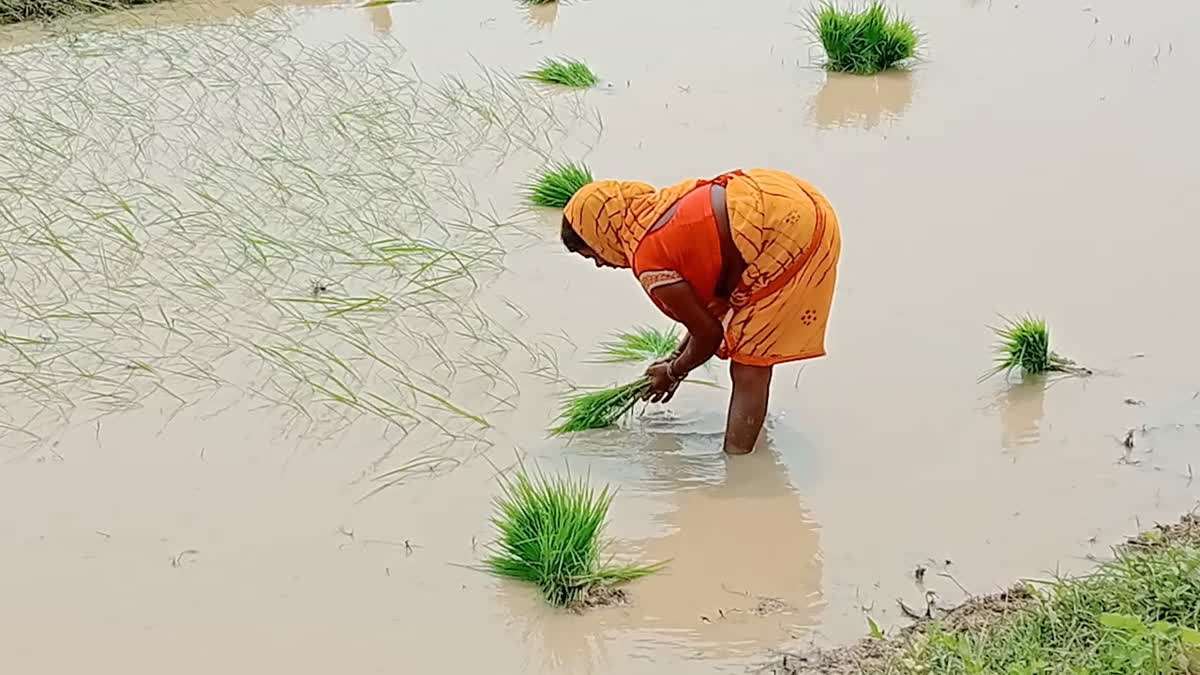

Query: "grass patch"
<box><xmin>550</xmin><ymin>378</ymin><xmax>649</xmax><ymax>434</ymax></box>
<box><xmin>808</xmin><ymin>2</ymin><xmax>918</xmax><ymax>74</ymax></box>
<box><xmin>988</xmin><ymin>315</ymin><xmax>1089</xmax><ymax>379</ymax></box>
<box><xmin>775</xmin><ymin>515</ymin><xmax>1200</xmax><ymax>674</ymax></box>
<box><xmin>894</xmin><ymin>517</ymin><xmax>1200</xmax><ymax>674</ymax></box>
<box><xmin>595</xmin><ymin>326</ymin><xmax>679</xmax><ymax>363</ymax></box>
<box><xmin>484</xmin><ymin>465</ymin><xmax>662</xmax><ymax>608</ymax></box>
<box><xmin>524</xmin><ymin>58</ymin><xmax>597</xmax><ymax>88</ymax></box>
<box><xmin>523</xmin><ymin>161</ymin><xmax>593</xmax><ymax>208</ymax></box>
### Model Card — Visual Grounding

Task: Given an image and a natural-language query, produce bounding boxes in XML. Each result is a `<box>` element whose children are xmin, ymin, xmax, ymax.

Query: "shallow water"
<box><xmin>2</xmin><ymin>0</ymin><xmax>1200</xmax><ymax>672</ymax></box>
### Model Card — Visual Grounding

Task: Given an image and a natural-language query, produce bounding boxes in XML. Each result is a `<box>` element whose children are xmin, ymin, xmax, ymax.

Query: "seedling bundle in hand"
<box><xmin>550</xmin><ymin>327</ymin><xmax>679</xmax><ymax>435</ymax></box>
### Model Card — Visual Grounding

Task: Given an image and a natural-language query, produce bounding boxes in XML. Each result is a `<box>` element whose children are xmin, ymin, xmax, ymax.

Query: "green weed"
<box><xmin>550</xmin><ymin>378</ymin><xmax>649</xmax><ymax>434</ymax></box>
<box><xmin>809</xmin><ymin>2</ymin><xmax>918</xmax><ymax>74</ymax></box>
<box><xmin>523</xmin><ymin>161</ymin><xmax>593</xmax><ymax>208</ymax></box>
<box><xmin>524</xmin><ymin>58</ymin><xmax>597</xmax><ymax>88</ymax></box>
<box><xmin>484</xmin><ymin>465</ymin><xmax>662</xmax><ymax>607</ymax></box>
<box><xmin>595</xmin><ymin>326</ymin><xmax>678</xmax><ymax>363</ymax></box>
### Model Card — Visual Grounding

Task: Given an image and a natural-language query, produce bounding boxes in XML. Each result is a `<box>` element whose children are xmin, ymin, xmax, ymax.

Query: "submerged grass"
<box><xmin>0</xmin><ymin>0</ymin><xmax>163</xmax><ymax>25</ymax></box>
<box><xmin>0</xmin><ymin>12</ymin><xmax>598</xmax><ymax>457</ymax></box>
<box><xmin>485</xmin><ymin>465</ymin><xmax>662</xmax><ymax>607</ymax></box>
<box><xmin>890</xmin><ymin>516</ymin><xmax>1200</xmax><ymax>674</ymax></box>
<box><xmin>988</xmin><ymin>315</ymin><xmax>1088</xmax><ymax>379</ymax></box>
<box><xmin>595</xmin><ymin>325</ymin><xmax>678</xmax><ymax>363</ymax></box>
<box><xmin>523</xmin><ymin>161</ymin><xmax>593</xmax><ymax>208</ymax></box>
<box><xmin>809</xmin><ymin>2</ymin><xmax>918</xmax><ymax>74</ymax></box>
<box><xmin>550</xmin><ymin>378</ymin><xmax>649</xmax><ymax>434</ymax></box>
<box><xmin>524</xmin><ymin>58</ymin><xmax>597</xmax><ymax>88</ymax></box>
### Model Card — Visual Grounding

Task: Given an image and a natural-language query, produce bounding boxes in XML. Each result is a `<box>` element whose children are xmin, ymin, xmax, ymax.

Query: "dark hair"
<box><xmin>561</xmin><ymin>215</ymin><xmax>589</xmax><ymax>253</ymax></box>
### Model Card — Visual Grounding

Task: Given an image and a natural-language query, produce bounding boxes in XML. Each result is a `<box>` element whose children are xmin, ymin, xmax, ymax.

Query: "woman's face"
<box><xmin>576</xmin><ymin>246</ymin><xmax>617</xmax><ymax>268</ymax></box>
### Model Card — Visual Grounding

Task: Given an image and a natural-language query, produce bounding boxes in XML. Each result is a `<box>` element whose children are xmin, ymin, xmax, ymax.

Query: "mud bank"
<box><xmin>769</xmin><ymin>513</ymin><xmax>1200</xmax><ymax>674</ymax></box>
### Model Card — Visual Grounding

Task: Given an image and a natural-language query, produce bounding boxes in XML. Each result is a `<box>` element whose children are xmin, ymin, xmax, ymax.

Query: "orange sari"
<box><xmin>564</xmin><ymin>169</ymin><xmax>841</xmax><ymax>366</ymax></box>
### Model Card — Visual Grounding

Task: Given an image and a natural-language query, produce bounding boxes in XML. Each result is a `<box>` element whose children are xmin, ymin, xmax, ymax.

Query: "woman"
<box><xmin>561</xmin><ymin>168</ymin><xmax>841</xmax><ymax>455</ymax></box>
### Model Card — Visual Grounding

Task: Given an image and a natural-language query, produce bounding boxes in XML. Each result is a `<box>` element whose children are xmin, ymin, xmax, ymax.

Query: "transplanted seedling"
<box><xmin>524</xmin><ymin>58</ymin><xmax>598</xmax><ymax>88</ymax></box>
<box><xmin>484</xmin><ymin>464</ymin><xmax>663</xmax><ymax>608</ymax></box>
<box><xmin>595</xmin><ymin>325</ymin><xmax>679</xmax><ymax>363</ymax></box>
<box><xmin>987</xmin><ymin>315</ymin><xmax>1091</xmax><ymax>379</ymax></box>
<box><xmin>550</xmin><ymin>378</ymin><xmax>650</xmax><ymax>434</ymax></box>
<box><xmin>523</xmin><ymin>161</ymin><xmax>593</xmax><ymax>208</ymax></box>
<box><xmin>808</xmin><ymin>2</ymin><xmax>918</xmax><ymax>74</ymax></box>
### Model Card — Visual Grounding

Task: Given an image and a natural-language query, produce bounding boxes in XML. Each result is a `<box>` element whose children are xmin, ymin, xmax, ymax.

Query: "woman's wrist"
<box><xmin>666</xmin><ymin>358</ymin><xmax>687</xmax><ymax>381</ymax></box>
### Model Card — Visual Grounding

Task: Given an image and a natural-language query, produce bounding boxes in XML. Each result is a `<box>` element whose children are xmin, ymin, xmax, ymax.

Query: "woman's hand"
<box><xmin>644</xmin><ymin>361</ymin><xmax>682</xmax><ymax>403</ymax></box>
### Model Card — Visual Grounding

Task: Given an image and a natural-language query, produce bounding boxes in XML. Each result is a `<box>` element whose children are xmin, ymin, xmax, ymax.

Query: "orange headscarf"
<box><xmin>563</xmin><ymin>178</ymin><xmax>701</xmax><ymax>267</ymax></box>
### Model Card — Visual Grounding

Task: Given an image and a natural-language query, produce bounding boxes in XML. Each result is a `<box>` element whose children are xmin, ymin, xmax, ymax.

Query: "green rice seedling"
<box><xmin>524</xmin><ymin>58</ymin><xmax>598</xmax><ymax>89</ymax></box>
<box><xmin>523</xmin><ymin>161</ymin><xmax>593</xmax><ymax>208</ymax></box>
<box><xmin>988</xmin><ymin>315</ymin><xmax>1090</xmax><ymax>379</ymax></box>
<box><xmin>518</xmin><ymin>0</ymin><xmax>555</xmax><ymax>4</ymax></box>
<box><xmin>595</xmin><ymin>325</ymin><xmax>679</xmax><ymax>363</ymax></box>
<box><xmin>485</xmin><ymin>464</ymin><xmax>662</xmax><ymax>607</ymax></box>
<box><xmin>808</xmin><ymin>2</ymin><xmax>919</xmax><ymax>75</ymax></box>
<box><xmin>550</xmin><ymin>377</ymin><xmax>650</xmax><ymax>434</ymax></box>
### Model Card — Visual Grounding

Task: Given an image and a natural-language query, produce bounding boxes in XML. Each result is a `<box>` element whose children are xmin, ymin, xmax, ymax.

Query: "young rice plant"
<box><xmin>550</xmin><ymin>378</ymin><xmax>650</xmax><ymax>434</ymax></box>
<box><xmin>595</xmin><ymin>326</ymin><xmax>679</xmax><ymax>363</ymax></box>
<box><xmin>485</xmin><ymin>465</ymin><xmax>662</xmax><ymax>607</ymax></box>
<box><xmin>809</xmin><ymin>2</ymin><xmax>918</xmax><ymax>74</ymax></box>
<box><xmin>523</xmin><ymin>161</ymin><xmax>593</xmax><ymax>208</ymax></box>
<box><xmin>988</xmin><ymin>315</ymin><xmax>1089</xmax><ymax>379</ymax></box>
<box><xmin>524</xmin><ymin>58</ymin><xmax>598</xmax><ymax>89</ymax></box>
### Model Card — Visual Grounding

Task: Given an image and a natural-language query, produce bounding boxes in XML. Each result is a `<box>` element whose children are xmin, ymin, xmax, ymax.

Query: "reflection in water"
<box><xmin>365</xmin><ymin>4</ymin><xmax>392</xmax><ymax>35</ymax></box>
<box><xmin>628</xmin><ymin>438</ymin><xmax>823</xmax><ymax>653</ymax></box>
<box><xmin>504</xmin><ymin>428</ymin><xmax>824</xmax><ymax>670</ymax></box>
<box><xmin>812</xmin><ymin>70</ymin><xmax>915</xmax><ymax>129</ymax></box>
<box><xmin>523</xmin><ymin>0</ymin><xmax>557</xmax><ymax>28</ymax></box>
<box><xmin>995</xmin><ymin>377</ymin><xmax>1048</xmax><ymax>448</ymax></box>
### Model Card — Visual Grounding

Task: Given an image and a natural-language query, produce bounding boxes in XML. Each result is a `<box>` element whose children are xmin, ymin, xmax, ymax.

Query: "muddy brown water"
<box><xmin>3</xmin><ymin>0</ymin><xmax>1200</xmax><ymax>672</ymax></box>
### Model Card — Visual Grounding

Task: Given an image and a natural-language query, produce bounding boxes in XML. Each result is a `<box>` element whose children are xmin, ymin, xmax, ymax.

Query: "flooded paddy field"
<box><xmin>2</xmin><ymin>0</ymin><xmax>1198</xmax><ymax>672</ymax></box>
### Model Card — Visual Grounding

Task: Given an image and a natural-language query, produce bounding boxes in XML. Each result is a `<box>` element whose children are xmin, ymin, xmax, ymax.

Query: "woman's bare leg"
<box><xmin>724</xmin><ymin>361</ymin><xmax>773</xmax><ymax>455</ymax></box>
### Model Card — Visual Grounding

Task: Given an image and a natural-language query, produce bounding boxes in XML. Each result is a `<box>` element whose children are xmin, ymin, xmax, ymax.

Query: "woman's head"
<box><xmin>561</xmin><ymin>179</ymin><xmax>657</xmax><ymax>269</ymax></box>
<box><xmin>561</xmin><ymin>214</ymin><xmax>618</xmax><ymax>268</ymax></box>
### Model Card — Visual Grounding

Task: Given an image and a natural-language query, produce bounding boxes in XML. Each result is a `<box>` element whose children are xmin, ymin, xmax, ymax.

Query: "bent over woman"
<box><xmin>561</xmin><ymin>168</ymin><xmax>841</xmax><ymax>455</ymax></box>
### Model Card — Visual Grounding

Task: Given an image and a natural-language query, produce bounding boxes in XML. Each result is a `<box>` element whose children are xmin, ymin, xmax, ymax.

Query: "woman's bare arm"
<box><xmin>649</xmin><ymin>281</ymin><xmax>722</xmax><ymax>376</ymax></box>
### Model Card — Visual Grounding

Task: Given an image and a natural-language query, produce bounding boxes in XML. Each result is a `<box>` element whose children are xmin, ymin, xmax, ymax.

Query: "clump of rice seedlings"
<box><xmin>523</xmin><ymin>161</ymin><xmax>593</xmax><ymax>208</ymax></box>
<box><xmin>524</xmin><ymin>58</ymin><xmax>597</xmax><ymax>89</ymax></box>
<box><xmin>988</xmin><ymin>315</ymin><xmax>1090</xmax><ymax>379</ymax></box>
<box><xmin>518</xmin><ymin>0</ymin><xmax>555</xmax><ymax>4</ymax></box>
<box><xmin>550</xmin><ymin>377</ymin><xmax>650</xmax><ymax>434</ymax></box>
<box><xmin>485</xmin><ymin>465</ymin><xmax>663</xmax><ymax>608</ymax></box>
<box><xmin>595</xmin><ymin>326</ymin><xmax>679</xmax><ymax>363</ymax></box>
<box><xmin>808</xmin><ymin>2</ymin><xmax>919</xmax><ymax>75</ymax></box>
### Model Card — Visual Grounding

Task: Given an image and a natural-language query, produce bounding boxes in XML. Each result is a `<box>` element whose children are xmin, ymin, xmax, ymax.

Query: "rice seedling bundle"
<box><xmin>809</xmin><ymin>2</ymin><xmax>918</xmax><ymax>74</ymax></box>
<box><xmin>485</xmin><ymin>465</ymin><xmax>662</xmax><ymax>607</ymax></box>
<box><xmin>988</xmin><ymin>315</ymin><xmax>1090</xmax><ymax>378</ymax></box>
<box><xmin>523</xmin><ymin>161</ymin><xmax>593</xmax><ymax>208</ymax></box>
<box><xmin>595</xmin><ymin>325</ymin><xmax>679</xmax><ymax>363</ymax></box>
<box><xmin>524</xmin><ymin>58</ymin><xmax>598</xmax><ymax>89</ymax></box>
<box><xmin>550</xmin><ymin>377</ymin><xmax>650</xmax><ymax>434</ymax></box>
